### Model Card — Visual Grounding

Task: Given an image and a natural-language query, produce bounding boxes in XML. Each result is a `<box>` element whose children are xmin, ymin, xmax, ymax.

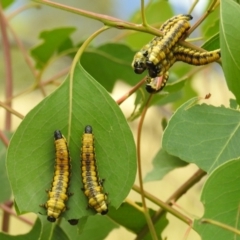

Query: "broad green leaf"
<box><xmin>31</xmin><ymin>27</ymin><xmax>76</xmax><ymax>69</ymax></box>
<box><xmin>6</xmin><ymin>64</ymin><xmax>136</xmax><ymax>222</ymax></box>
<box><xmin>0</xmin><ymin>218</ymin><xmax>41</xmax><ymax>240</ymax></box>
<box><xmin>60</xmin><ymin>217</ymin><xmax>87</xmax><ymax>239</ymax></box>
<box><xmin>81</xmin><ymin>43</ymin><xmax>140</xmax><ymax>92</ymax></box>
<box><xmin>194</xmin><ymin>159</ymin><xmax>240</xmax><ymax>240</ymax></box>
<box><xmin>38</xmin><ymin>215</ymin><xmax>57</xmax><ymax>240</ymax></box>
<box><xmin>108</xmin><ymin>202</ymin><xmax>168</xmax><ymax>240</ymax></box>
<box><xmin>77</xmin><ymin>215</ymin><xmax>118</xmax><ymax>240</ymax></box>
<box><xmin>0</xmin><ymin>133</ymin><xmax>11</xmax><ymax>203</ymax></box>
<box><xmin>162</xmin><ymin>98</ymin><xmax>240</xmax><ymax>173</ymax></box>
<box><xmin>220</xmin><ymin>0</ymin><xmax>240</xmax><ymax>104</ymax></box>
<box><xmin>144</xmin><ymin>149</ymin><xmax>187</xmax><ymax>182</ymax></box>
<box><xmin>201</xmin><ymin>33</ymin><xmax>220</xmax><ymax>51</ymax></box>
<box><xmin>201</xmin><ymin>5</ymin><xmax>219</xmax><ymax>38</ymax></box>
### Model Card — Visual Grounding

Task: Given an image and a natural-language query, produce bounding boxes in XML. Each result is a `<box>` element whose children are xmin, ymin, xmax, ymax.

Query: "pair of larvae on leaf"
<box><xmin>40</xmin><ymin>126</ymin><xmax>108</xmax><ymax>225</ymax></box>
<box><xmin>132</xmin><ymin>14</ymin><xmax>221</xmax><ymax>93</ymax></box>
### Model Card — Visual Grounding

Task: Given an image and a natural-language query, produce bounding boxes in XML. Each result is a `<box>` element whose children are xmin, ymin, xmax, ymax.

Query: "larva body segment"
<box><xmin>41</xmin><ymin>130</ymin><xmax>71</xmax><ymax>223</ymax></box>
<box><xmin>146</xmin><ymin>18</ymin><xmax>191</xmax><ymax>69</ymax></box>
<box><xmin>173</xmin><ymin>45</ymin><xmax>221</xmax><ymax>65</ymax></box>
<box><xmin>81</xmin><ymin>125</ymin><xmax>108</xmax><ymax>215</ymax></box>
<box><xmin>145</xmin><ymin>71</ymin><xmax>170</xmax><ymax>93</ymax></box>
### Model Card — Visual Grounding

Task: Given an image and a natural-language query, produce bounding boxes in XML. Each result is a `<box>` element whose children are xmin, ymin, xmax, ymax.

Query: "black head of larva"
<box><xmin>145</xmin><ymin>84</ymin><xmax>157</xmax><ymax>93</ymax></box>
<box><xmin>68</xmin><ymin>219</ymin><xmax>79</xmax><ymax>225</ymax></box>
<box><xmin>85</xmin><ymin>125</ymin><xmax>93</xmax><ymax>134</ymax></box>
<box><xmin>183</xmin><ymin>14</ymin><xmax>193</xmax><ymax>20</ymax></box>
<box><xmin>101</xmin><ymin>209</ymin><xmax>108</xmax><ymax>215</ymax></box>
<box><xmin>47</xmin><ymin>216</ymin><xmax>56</xmax><ymax>222</ymax></box>
<box><xmin>54</xmin><ymin>130</ymin><xmax>63</xmax><ymax>140</ymax></box>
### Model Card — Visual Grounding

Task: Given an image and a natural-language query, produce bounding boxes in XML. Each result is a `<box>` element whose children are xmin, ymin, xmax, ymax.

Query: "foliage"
<box><xmin>1</xmin><ymin>0</ymin><xmax>240</xmax><ymax>240</ymax></box>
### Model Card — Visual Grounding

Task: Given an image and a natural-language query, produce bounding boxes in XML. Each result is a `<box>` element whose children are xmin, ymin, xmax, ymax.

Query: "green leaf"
<box><xmin>144</xmin><ymin>149</ymin><xmax>187</xmax><ymax>182</ymax></box>
<box><xmin>201</xmin><ymin>6</ymin><xmax>219</xmax><ymax>38</ymax></box>
<box><xmin>77</xmin><ymin>215</ymin><xmax>118</xmax><ymax>240</ymax></box>
<box><xmin>162</xmin><ymin>98</ymin><xmax>240</xmax><ymax>173</ymax></box>
<box><xmin>0</xmin><ymin>133</ymin><xmax>11</xmax><ymax>203</ymax></box>
<box><xmin>31</xmin><ymin>27</ymin><xmax>76</xmax><ymax>69</ymax></box>
<box><xmin>108</xmin><ymin>202</ymin><xmax>168</xmax><ymax>240</ymax></box>
<box><xmin>194</xmin><ymin>159</ymin><xmax>240</xmax><ymax>239</ymax></box>
<box><xmin>6</xmin><ymin>64</ymin><xmax>137</xmax><ymax>222</ymax></box>
<box><xmin>38</xmin><ymin>215</ymin><xmax>57</xmax><ymax>240</ymax></box>
<box><xmin>201</xmin><ymin>33</ymin><xmax>220</xmax><ymax>51</ymax></box>
<box><xmin>220</xmin><ymin>0</ymin><xmax>240</xmax><ymax>104</ymax></box>
<box><xmin>81</xmin><ymin>43</ymin><xmax>140</xmax><ymax>92</ymax></box>
<box><xmin>60</xmin><ymin>217</ymin><xmax>87</xmax><ymax>239</ymax></box>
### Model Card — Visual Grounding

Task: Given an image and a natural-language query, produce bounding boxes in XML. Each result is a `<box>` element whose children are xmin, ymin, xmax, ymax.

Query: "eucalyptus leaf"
<box><xmin>194</xmin><ymin>159</ymin><xmax>240</xmax><ymax>240</ymax></box>
<box><xmin>162</xmin><ymin>98</ymin><xmax>240</xmax><ymax>173</ymax></box>
<box><xmin>6</xmin><ymin>64</ymin><xmax>136</xmax><ymax>221</ymax></box>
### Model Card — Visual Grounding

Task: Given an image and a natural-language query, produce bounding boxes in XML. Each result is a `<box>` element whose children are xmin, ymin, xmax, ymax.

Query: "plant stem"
<box><xmin>0</xmin><ymin>203</ymin><xmax>33</xmax><ymax>226</ymax></box>
<box><xmin>135</xmin><ymin>168</ymin><xmax>206</xmax><ymax>239</ymax></box>
<box><xmin>132</xmin><ymin>184</ymin><xmax>192</xmax><ymax>224</ymax></box>
<box><xmin>136</xmin><ymin>94</ymin><xmax>159</xmax><ymax>240</ymax></box>
<box><xmin>201</xmin><ymin>218</ymin><xmax>240</xmax><ymax>235</ymax></box>
<box><xmin>141</xmin><ymin>0</ymin><xmax>148</xmax><ymax>26</ymax></box>
<box><xmin>34</xmin><ymin>0</ymin><xmax>164</xmax><ymax>37</ymax></box>
<box><xmin>0</xmin><ymin>131</ymin><xmax>9</xmax><ymax>147</ymax></box>
<box><xmin>0</xmin><ymin>3</ymin><xmax>13</xmax><ymax>131</ymax></box>
<box><xmin>1</xmin><ymin>201</ymin><xmax>13</xmax><ymax>232</ymax></box>
<box><xmin>186</xmin><ymin>0</ymin><xmax>219</xmax><ymax>36</ymax></box>
<box><xmin>0</xmin><ymin>101</ymin><xmax>24</xmax><ymax>119</ymax></box>
<box><xmin>116</xmin><ymin>77</ymin><xmax>146</xmax><ymax>105</ymax></box>
<box><xmin>188</xmin><ymin>0</ymin><xmax>199</xmax><ymax>14</ymax></box>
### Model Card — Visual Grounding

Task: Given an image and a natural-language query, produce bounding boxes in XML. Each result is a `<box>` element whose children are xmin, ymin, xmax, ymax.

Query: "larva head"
<box><xmin>133</xmin><ymin>61</ymin><xmax>147</xmax><ymax>74</ymax></box>
<box><xmin>68</xmin><ymin>219</ymin><xmax>79</xmax><ymax>225</ymax></box>
<box><xmin>101</xmin><ymin>209</ymin><xmax>108</xmax><ymax>215</ymax></box>
<box><xmin>145</xmin><ymin>72</ymin><xmax>169</xmax><ymax>93</ymax></box>
<box><xmin>147</xmin><ymin>64</ymin><xmax>161</xmax><ymax>78</ymax></box>
<box><xmin>85</xmin><ymin>125</ymin><xmax>93</xmax><ymax>134</ymax></box>
<box><xmin>54</xmin><ymin>130</ymin><xmax>63</xmax><ymax>140</ymax></box>
<box><xmin>132</xmin><ymin>51</ymin><xmax>148</xmax><ymax>74</ymax></box>
<box><xmin>47</xmin><ymin>216</ymin><xmax>56</xmax><ymax>222</ymax></box>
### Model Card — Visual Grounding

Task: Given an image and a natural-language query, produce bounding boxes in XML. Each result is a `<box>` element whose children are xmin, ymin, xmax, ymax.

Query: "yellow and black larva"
<box><xmin>145</xmin><ymin>71</ymin><xmax>170</xmax><ymax>93</ymax></box>
<box><xmin>173</xmin><ymin>45</ymin><xmax>221</xmax><ymax>65</ymax></box>
<box><xmin>41</xmin><ymin>130</ymin><xmax>72</xmax><ymax>223</ymax></box>
<box><xmin>131</xmin><ymin>14</ymin><xmax>192</xmax><ymax>75</ymax></box>
<box><xmin>81</xmin><ymin>125</ymin><xmax>108</xmax><ymax>215</ymax></box>
<box><xmin>146</xmin><ymin>16</ymin><xmax>192</xmax><ymax>70</ymax></box>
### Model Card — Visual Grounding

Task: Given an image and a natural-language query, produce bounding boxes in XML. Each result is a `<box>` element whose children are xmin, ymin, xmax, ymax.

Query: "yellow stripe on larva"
<box><xmin>41</xmin><ymin>130</ymin><xmax>71</xmax><ymax>223</ymax></box>
<box><xmin>131</xmin><ymin>14</ymin><xmax>192</xmax><ymax>75</ymax></box>
<box><xmin>146</xmin><ymin>19</ymin><xmax>191</xmax><ymax>71</ymax></box>
<box><xmin>81</xmin><ymin>125</ymin><xmax>108</xmax><ymax>215</ymax></box>
<box><xmin>173</xmin><ymin>45</ymin><xmax>221</xmax><ymax>65</ymax></box>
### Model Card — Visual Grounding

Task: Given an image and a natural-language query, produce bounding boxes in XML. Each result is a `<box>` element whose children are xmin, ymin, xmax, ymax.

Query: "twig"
<box><xmin>201</xmin><ymin>218</ymin><xmax>240</xmax><ymax>235</ymax></box>
<box><xmin>136</xmin><ymin>94</ymin><xmax>159</xmax><ymax>240</ymax></box>
<box><xmin>116</xmin><ymin>78</ymin><xmax>146</xmax><ymax>105</ymax></box>
<box><xmin>0</xmin><ymin>101</ymin><xmax>24</xmax><ymax>119</ymax></box>
<box><xmin>135</xmin><ymin>169</ymin><xmax>206</xmax><ymax>239</ymax></box>
<box><xmin>0</xmin><ymin>203</ymin><xmax>34</xmax><ymax>226</ymax></box>
<box><xmin>0</xmin><ymin>131</ymin><xmax>9</xmax><ymax>147</ymax></box>
<box><xmin>0</xmin><ymin>3</ymin><xmax>13</xmax><ymax>131</ymax></box>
